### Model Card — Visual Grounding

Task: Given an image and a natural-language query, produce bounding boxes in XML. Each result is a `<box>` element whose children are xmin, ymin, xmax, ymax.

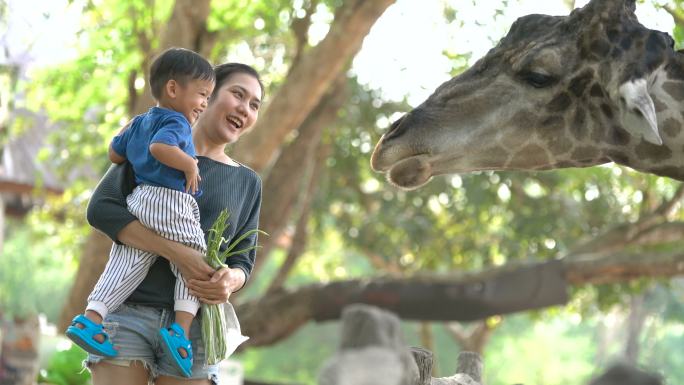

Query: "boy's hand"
<box><xmin>184</xmin><ymin>159</ymin><xmax>201</xmax><ymax>194</ymax></box>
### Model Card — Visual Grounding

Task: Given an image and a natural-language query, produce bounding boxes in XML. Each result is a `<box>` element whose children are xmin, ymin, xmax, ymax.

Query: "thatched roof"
<box><xmin>1</xmin><ymin>108</ymin><xmax>63</xmax><ymax>216</ymax></box>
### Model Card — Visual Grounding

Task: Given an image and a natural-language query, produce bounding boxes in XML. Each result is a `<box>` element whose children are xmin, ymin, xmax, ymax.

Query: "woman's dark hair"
<box><xmin>149</xmin><ymin>47</ymin><xmax>215</xmax><ymax>100</ymax></box>
<box><xmin>212</xmin><ymin>63</ymin><xmax>265</xmax><ymax>101</ymax></box>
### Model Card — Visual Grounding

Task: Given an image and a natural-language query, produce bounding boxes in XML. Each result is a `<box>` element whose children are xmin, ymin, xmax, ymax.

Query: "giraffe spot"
<box><xmin>635</xmin><ymin>140</ymin><xmax>672</xmax><ymax>162</ymax></box>
<box><xmin>546</xmin><ymin>92</ymin><xmax>572</xmax><ymax>112</ymax></box>
<box><xmin>589</xmin><ymin>84</ymin><xmax>605</xmax><ymax>98</ymax></box>
<box><xmin>539</xmin><ymin>115</ymin><xmax>565</xmax><ymax>132</ymax></box>
<box><xmin>646</xmin><ymin>31</ymin><xmax>667</xmax><ymax>53</ymax></box>
<box><xmin>571</xmin><ymin>107</ymin><xmax>588</xmax><ymax>140</ymax></box>
<box><xmin>509</xmin><ymin>144</ymin><xmax>550</xmax><ymax>169</ymax></box>
<box><xmin>606</xmin><ymin>28</ymin><xmax>620</xmax><ymax>43</ymax></box>
<box><xmin>649</xmin><ymin>166</ymin><xmax>683</xmax><ymax>180</ymax></box>
<box><xmin>665</xmin><ymin>61</ymin><xmax>684</xmax><ymax>80</ymax></box>
<box><xmin>568</xmin><ymin>69</ymin><xmax>594</xmax><ymax>97</ymax></box>
<box><xmin>662</xmin><ymin>118</ymin><xmax>681</xmax><ymax>138</ymax></box>
<box><xmin>504</xmin><ymin>111</ymin><xmax>537</xmax><ymax>149</ymax></box>
<box><xmin>662</xmin><ymin>81</ymin><xmax>684</xmax><ymax>101</ymax></box>
<box><xmin>608</xmin><ymin>151</ymin><xmax>630</xmax><ymax>165</ymax></box>
<box><xmin>619</xmin><ymin>36</ymin><xmax>632</xmax><ymax>50</ymax></box>
<box><xmin>571</xmin><ymin>146</ymin><xmax>599</xmax><ymax>162</ymax></box>
<box><xmin>548</xmin><ymin>134</ymin><xmax>573</xmax><ymax>155</ymax></box>
<box><xmin>609</xmin><ymin>125</ymin><xmax>631</xmax><ymax>146</ymax></box>
<box><xmin>589</xmin><ymin>107</ymin><xmax>606</xmax><ymax>142</ymax></box>
<box><xmin>609</xmin><ymin>47</ymin><xmax>623</xmax><ymax>59</ymax></box>
<box><xmin>644</xmin><ymin>34</ymin><xmax>666</xmax><ymax>72</ymax></box>
<box><xmin>590</xmin><ymin>39</ymin><xmax>611</xmax><ymax>57</ymax></box>
<box><xmin>652</xmin><ymin>95</ymin><xmax>667</xmax><ymax>113</ymax></box>
<box><xmin>600</xmin><ymin>103</ymin><xmax>614</xmax><ymax>119</ymax></box>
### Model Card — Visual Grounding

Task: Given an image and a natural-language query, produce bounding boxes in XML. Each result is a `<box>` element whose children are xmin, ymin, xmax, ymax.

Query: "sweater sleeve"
<box><xmin>225</xmin><ymin>177</ymin><xmax>262</xmax><ymax>284</ymax></box>
<box><xmin>86</xmin><ymin>162</ymin><xmax>138</xmax><ymax>243</ymax></box>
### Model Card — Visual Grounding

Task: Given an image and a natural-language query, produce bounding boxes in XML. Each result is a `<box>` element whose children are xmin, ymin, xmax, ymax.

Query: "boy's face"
<box><xmin>169</xmin><ymin>78</ymin><xmax>215</xmax><ymax>125</ymax></box>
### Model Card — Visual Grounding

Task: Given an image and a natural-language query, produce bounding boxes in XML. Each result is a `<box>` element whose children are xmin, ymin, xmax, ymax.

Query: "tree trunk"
<box><xmin>265</xmin><ymin>140</ymin><xmax>329</xmax><ymax>294</ymax></box>
<box><xmin>256</xmin><ymin>74</ymin><xmax>348</xmax><ymax>267</ymax></box>
<box><xmin>232</xmin><ymin>0</ymin><xmax>397</xmax><ymax>171</ymax></box>
<box><xmin>444</xmin><ymin>320</ymin><xmax>495</xmax><ymax>356</ymax></box>
<box><xmin>58</xmin><ymin>230</ymin><xmax>114</xmax><ymax>330</ymax></box>
<box><xmin>236</xmin><ymin>252</ymin><xmax>684</xmax><ymax>348</ymax></box>
<box><xmin>624</xmin><ymin>292</ymin><xmax>648</xmax><ymax>364</ymax></box>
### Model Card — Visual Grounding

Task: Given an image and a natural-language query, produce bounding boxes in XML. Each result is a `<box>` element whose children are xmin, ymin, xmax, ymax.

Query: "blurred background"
<box><xmin>0</xmin><ymin>0</ymin><xmax>683</xmax><ymax>384</ymax></box>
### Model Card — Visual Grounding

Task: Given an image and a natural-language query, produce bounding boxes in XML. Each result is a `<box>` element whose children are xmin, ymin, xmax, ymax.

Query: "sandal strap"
<box><xmin>71</xmin><ymin>314</ymin><xmax>109</xmax><ymax>343</ymax></box>
<box><xmin>167</xmin><ymin>323</ymin><xmax>193</xmax><ymax>354</ymax></box>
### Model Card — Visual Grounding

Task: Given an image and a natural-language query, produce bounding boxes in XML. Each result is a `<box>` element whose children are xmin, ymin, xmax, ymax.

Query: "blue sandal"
<box><xmin>159</xmin><ymin>323</ymin><xmax>193</xmax><ymax>377</ymax></box>
<box><xmin>65</xmin><ymin>314</ymin><xmax>117</xmax><ymax>357</ymax></box>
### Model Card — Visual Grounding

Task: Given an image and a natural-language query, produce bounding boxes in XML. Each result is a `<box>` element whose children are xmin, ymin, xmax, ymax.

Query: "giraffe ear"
<box><xmin>618</xmin><ymin>78</ymin><xmax>663</xmax><ymax>145</ymax></box>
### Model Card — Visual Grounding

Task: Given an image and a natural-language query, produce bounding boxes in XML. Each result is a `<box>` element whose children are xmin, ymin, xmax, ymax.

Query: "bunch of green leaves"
<box><xmin>202</xmin><ymin>209</ymin><xmax>266</xmax><ymax>365</ymax></box>
<box><xmin>36</xmin><ymin>344</ymin><xmax>89</xmax><ymax>385</ymax></box>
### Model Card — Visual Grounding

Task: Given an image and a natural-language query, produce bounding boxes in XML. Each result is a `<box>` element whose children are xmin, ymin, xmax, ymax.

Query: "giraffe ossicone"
<box><xmin>371</xmin><ymin>0</ymin><xmax>684</xmax><ymax>189</ymax></box>
<box><xmin>618</xmin><ymin>78</ymin><xmax>662</xmax><ymax>145</ymax></box>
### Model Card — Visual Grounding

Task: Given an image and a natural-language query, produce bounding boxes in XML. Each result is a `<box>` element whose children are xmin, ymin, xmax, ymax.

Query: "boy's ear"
<box><xmin>166</xmin><ymin>79</ymin><xmax>178</xmax><ymax>98</ymax></box>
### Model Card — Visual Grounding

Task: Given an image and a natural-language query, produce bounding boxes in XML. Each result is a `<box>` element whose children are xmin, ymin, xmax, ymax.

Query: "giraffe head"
<box><xmin>371</xmin><ymin>0</ymin><xmax>684</xmax><ymax>189</ymax></box>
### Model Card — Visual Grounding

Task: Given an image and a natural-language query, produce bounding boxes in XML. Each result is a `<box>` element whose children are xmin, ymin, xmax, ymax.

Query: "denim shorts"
<box><xmin>85</xmin><ymin>303</ymin><xmax>220</xmax><ymax>384</ymax></box>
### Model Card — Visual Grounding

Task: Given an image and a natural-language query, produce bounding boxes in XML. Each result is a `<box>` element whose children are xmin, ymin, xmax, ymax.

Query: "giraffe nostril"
<box><xmin>383</xmin><ymin>114</ymin><xmax>409</xmax><ymax>141</ymax></box>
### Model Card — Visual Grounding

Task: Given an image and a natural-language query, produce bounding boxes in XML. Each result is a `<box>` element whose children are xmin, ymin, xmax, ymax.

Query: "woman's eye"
<box><xmin>521</xmin><ymin>71</ymin><xmax>555</xmax><ymax>88</ymax></box>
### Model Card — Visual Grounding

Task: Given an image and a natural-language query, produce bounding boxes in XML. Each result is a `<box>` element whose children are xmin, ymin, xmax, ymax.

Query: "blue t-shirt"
<box><xmin>111</xmin><ymin>107</ymin><xmax>197</xmax><ymax>193</ymax></box>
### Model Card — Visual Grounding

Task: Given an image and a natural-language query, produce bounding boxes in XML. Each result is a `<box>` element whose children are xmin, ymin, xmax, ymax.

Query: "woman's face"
<box><xmin>204</xmin><ymin>72</ymin><xmax>262</xmax><ymax>144</ymax></box>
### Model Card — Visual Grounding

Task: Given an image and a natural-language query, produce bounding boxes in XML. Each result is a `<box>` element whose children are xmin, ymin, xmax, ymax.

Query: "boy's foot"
<box><xmin>159</xmin><ymin>323</ymin><xmax>193</xmax><ymax>377</ymax></box>
<box><xmin>65</xmin><ymin>314</ymin><xmax>118</xmax><ymax>357</ymax></box>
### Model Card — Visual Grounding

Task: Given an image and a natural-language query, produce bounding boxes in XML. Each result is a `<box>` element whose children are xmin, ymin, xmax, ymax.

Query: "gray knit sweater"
<box><xmin>86</xmin><ymin>156</ymin><xmax>262</xmax><ymax>308</ymax></box>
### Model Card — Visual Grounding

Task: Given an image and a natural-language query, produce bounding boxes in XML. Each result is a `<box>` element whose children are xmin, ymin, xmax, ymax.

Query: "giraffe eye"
<box><xmin>520</xmin><ymin>71</ymin><xmax>556</xmax><ymax>88</ymax></box>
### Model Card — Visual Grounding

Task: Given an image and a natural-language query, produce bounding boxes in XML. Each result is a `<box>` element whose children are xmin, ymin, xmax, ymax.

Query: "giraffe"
<box><xmin>370</xmin><ymin>0</ymin><xmax>684</xmax><ymax>189</ymax></box>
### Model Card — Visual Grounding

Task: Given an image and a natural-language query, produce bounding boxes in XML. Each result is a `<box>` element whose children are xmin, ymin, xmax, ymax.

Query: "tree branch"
<box><xmin>662</xmin><ymin>4</ymin><xmax>684</xmax><ymax>29</ymax></box>
<box><xmin>232</xmin><ymin>0</ymin><xmax>396</xmax><ymax>171</ymax></box>
<box><xmin>237</xmin><ymin>251</ymin><xmax>684</xmax><ymax>349</ymax></box>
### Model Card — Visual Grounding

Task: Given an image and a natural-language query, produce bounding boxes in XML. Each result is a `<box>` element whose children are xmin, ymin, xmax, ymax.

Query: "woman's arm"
<box><xmin>117</xmin><ymin>221</ymin><xmax>213</xmax><ymax>281</ymax></box>
<box><xmin>86</xmin><ymin>163</ymin><xmax>138</xmax><ymax>241</ymax></box>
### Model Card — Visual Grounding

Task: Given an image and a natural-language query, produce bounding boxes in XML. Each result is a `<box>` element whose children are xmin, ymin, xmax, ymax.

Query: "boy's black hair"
<box><xmin>149</xmin><ymin>47</ymin><xmax>215</xmax><ymax>100</ymax></box>
<box><xmin>212</xmin><ymin>63</ymin><xmax>265</xmax><ymax>101</ymax></box>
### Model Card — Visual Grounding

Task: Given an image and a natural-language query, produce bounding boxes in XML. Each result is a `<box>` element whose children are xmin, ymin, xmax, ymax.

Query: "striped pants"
<box><xmin>87</xmin><ymin>185</ymin><xmax>206</xmax><ymax>319</ymax></box>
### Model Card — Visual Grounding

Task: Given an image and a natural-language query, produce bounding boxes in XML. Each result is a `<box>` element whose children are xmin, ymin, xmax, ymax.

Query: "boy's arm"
<box><xmin>108</xmin><ymin>143</ymin><xmax>126</xmax><ymax>164</ymax></box>
<box><xmin>109</xmin><ymin>118</ymin><xmax>134</xmax><ymax>164</ymax></box>
<box><xmin>149</xmin><ymin>142</ymin><xmax>200</xmax><ymax>193</ymax></box>
<box><xmin>149</xmin><ymin>143</ymin><xmax>197</xmax><ymax>172</ymax></box>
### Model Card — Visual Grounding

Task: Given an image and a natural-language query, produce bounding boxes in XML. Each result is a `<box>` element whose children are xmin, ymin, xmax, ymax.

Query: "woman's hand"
<box><xmin>171</xmin><ymin>247</ymin><xmax>214</xmax><ymax>281</ymax></box>
<box><xmin>187</xmin><ymin>267</ymin><xmax>246</xmax><ymax>304</ymax></box>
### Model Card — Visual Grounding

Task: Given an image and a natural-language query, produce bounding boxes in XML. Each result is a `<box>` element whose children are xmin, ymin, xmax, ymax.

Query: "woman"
<box><xmin>85</xmin><ymin>63</ymin><xmax>264</xmax><ymax>385</ymax></box>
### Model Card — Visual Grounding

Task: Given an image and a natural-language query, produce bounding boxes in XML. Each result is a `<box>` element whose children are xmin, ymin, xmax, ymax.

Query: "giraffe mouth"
<box><xmin>386</xmin><ymin>154</ymin><xmax>434</xmax><ymax>190</ymax></box>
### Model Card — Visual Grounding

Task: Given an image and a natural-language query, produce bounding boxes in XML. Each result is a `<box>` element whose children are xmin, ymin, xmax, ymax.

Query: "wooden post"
<box><xmin>410</xmin><ymin>347</ymin><xmax>433</xmax><ymax>385</ymax></box>
<box><xmin>412</xmin><ymin>349</ymin><xmax>483</xmax><ymax>385</ymax></box>
<box><xmin>456</xmin><ymin>352</ymin><xmax>482</xmax><ymax>383</ymax></box>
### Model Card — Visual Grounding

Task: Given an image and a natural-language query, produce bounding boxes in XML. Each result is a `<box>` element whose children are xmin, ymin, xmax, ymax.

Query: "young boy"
<box><xmin>66</xmin><ymin>47</ymin><xmax>215</xmax><ymax>378</ymax></box>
